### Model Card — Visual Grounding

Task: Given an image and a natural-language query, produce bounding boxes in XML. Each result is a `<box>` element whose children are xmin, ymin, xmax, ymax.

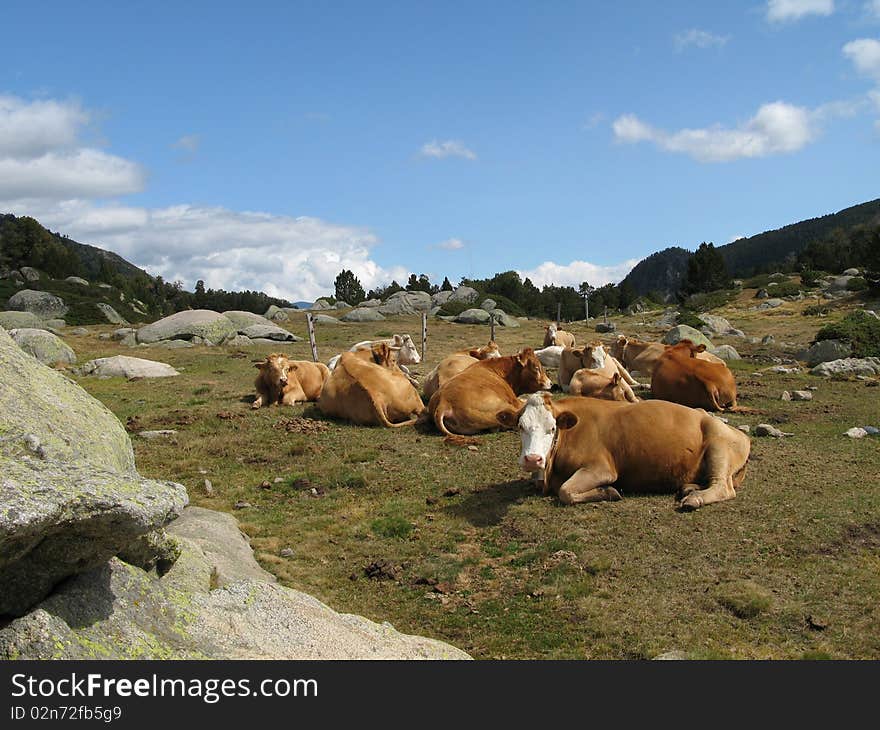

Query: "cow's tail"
<box><xmin>436</xmin><ymin>408</ymin><xmax>480</xmax><ymax>446</ymax></box>
<box><xmin>361</xmin><ymin>384</ymin><xmax>417</xmax><ymax>428</ymax></box>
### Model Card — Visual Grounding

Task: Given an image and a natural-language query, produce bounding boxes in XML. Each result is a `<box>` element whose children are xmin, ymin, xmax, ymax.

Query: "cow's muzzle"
<box><xmin>522</xmin><ymin>453</ymin><xmax>544</xmax><ymax>471</ymax></box>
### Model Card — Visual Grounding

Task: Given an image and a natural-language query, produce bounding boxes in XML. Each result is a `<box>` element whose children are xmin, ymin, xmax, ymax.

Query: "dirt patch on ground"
<box><xmin>817</xmin><ymin>523</ymin><xmax>880</xmax><ymax>556</ymax></box>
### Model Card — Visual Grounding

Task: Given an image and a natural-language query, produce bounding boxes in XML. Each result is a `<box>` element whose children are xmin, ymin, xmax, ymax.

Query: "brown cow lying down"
<box><xmin>651</xmin><ymin>340</ymin><xmax>737</xmax><ymax>411</ymax></box>
<box><xmin>252</xmin><ymin>354</ymin><xmax>330</xmax><ymax>408</ymax></box>
<box><xmin>568</xmin><ymin>370</ymin><xmax>632</xmax><ymax>401</ymax></box>
<box><xmin>318</xmin><ymin>345</ymin><xmax>424</xmax><ymax>427</ymax></box>
<box><xmin>557</xmin><ymin>342</ymin><xmax>640</xmax><ymax>401</ymax></box>
<box><xmin>543</xmin><ymin>323</ymin><xmax>576</xmax><ymax>348</ymax></box>
<box><xmin>427</xmin><ymin>348</ymin><xmax>551</xmax><ymax>442</ymax></box>
<box><xmin>611</xmin><ymin>334</ymin><xmax>723</xmax><ymax>377</ymax></box>
<box><xmin>497</xmin><ymin>393</ymin><xmax>750</xmax><ymax>511</ymax></box>
<box><xmin>422</xmin><ymin>341</ymin><xmax>501</xmax><ymax>399</ymax></box>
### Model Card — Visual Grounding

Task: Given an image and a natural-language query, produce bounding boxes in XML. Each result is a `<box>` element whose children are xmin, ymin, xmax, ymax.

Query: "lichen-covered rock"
<box><xmin>0</xmin><ymin>311</ymin><xmax>45</xmax><ymax>330</ymax></box>
<box><xmin>222</xmin><ymin>310</ymin><xmax>270</xmax><ymax>330</ymax></box>
<box><xmin>796</xmin><ymin>339</ymin><xmax>851</xmax><ymax>366</ymax></box>
<box><xmin>81</xmin><ymin>355</ymin><xmax>179</xmax><ymax>378</ymax></box>
<box><xmin>311</xmin><ymin>299</ymin><xmax>332</xmax><ymax>310</ymax></box>
<box><xmin>359</xmin><ymin>298</ymin><xmax>382</xmax><ymax>308</ymax></box>
<box><xmin>810</xmin><ymin>357</ymin><xmax>880</xmax><ymax>377</ymax></box>
<box><xmin>240</xmin><ymin>323</ymin><xmax>299</xmax><ymax>341</ymax></box>
<box><xmin>340</xmin><ymin>307</ymin><xmax>386</xmax><ymax>322</ymax></box>
<box><xmin>65</xmin><ymin>276</ymin><xmax>89</xmax><ymax>286</ymax></box>
<box><xmin>8</xmin><ymin>328</ymin><xmax>76</xmax><ymax>365</ymax></box>
<box><xmin>661</xmin><ymin>325</ymin><xmax>713</xmax><ymax>349</ymax></box>
<box><xmin>492</xmin><ymin>310</ymin><xmax>520</xmax><ymax>327</ymax></box>
<box><xmin>264</xmin><ymin>305</ymin><xmax>289</xmax><ymax>322</ymax></box>
<box><xmin>95</xmin><ymin>302</ymin><xmax>128</xmax><ymax>325</ymax></box>
<box><xmin>0</xmin><ymin>327</ymin><xmax>187</xmax><ymax>615</ymax></box>
<box><xmin>311</xmin><ymin>314</ymin><xmax>340</xmax><ymax>325</ymax></box>
<box><xmin>448</xmin><ymin>286</ymin><xmax>479</xmax><ymax>304</ymax></box>
<box><xmin>431</xmin><ymin>290</ymin><xmax>453</xmax><ymax>307</ymax></box>
<box><xmin>378</xmin><ymin>291</ymin><xmax>432</xmax><ymax>316</ymax></box>
<box><xmin>709</xmin><ymin>344</ymin><xmax>741</xmax><ymax>361</ymax></box>
<box><xmin>0</xmin><ymin>509</ymin><xmax>469</xmax><ymax>659</ymax></box>
<box><xmin>454</xmin><ymin>308</ymin><xmax>491</xmax><ymax>324</ymax></box>
<box><xmin>136</xmin><ymin>310</ymin><xmax>237</xmax><ymax>345</ymax></box>
<box><xmin>7</xmin><ymin>289</ymin><xmax>68</xmax><ymax>319</ymax></box>
<box><xmin>480</xmin><ymin>298</ymin><xmax>497</xmax><ymax>312</ymax></box>
<box><xmin>20</xmin><ymin>266</ymin><xmax>41</xmax><ymax>282</ymax></box>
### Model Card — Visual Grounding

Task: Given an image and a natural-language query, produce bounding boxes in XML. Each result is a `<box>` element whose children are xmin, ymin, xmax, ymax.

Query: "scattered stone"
<box><xmin>761</xmin><ymin>335</ymin><xmax>775</xmax><ymax>345</ymax></box>
<box><xmin>755</xmin><ymin>424</ymin><xmax>792</xmax><ymax>438</ymax></box>
<box><xmin>844</xmin><ymin>427</ymin><xmax>868</xmax><ymax>439</ymax></box>
<box><xmin>8</xmin><ymin>328</ymin><xmax>76</xmax><ymax>366</ymax></box>
<box><xmin>234</xmin><ymin>501</ymin><xmax>252</xmax><ymax>510</ymax></box>
<box><xmin>158</xmin><ymin>339</ymin><xmax>196</xmax><ymax>349</ymax></box>
<box><xmin>781</xmin><ymin>391</ymin><xmax>791</xmax><ymax>401</ymax></box>
<box><xmin>136</xmin><ymin>310</ymin><xmax>237</xmax><ymax>345</ymax></box>
<box><xmin>359</xmin><ymin>298</ymin><xmax>383</xmax><ymax>308</ymax></box>
<box><xmin>280</xmin><ymin>548</ymin><xmax>295</xmax><ymax>558</ymax></box>
<box><xmin>755</xmin><ymin>288</ymin><xmax>769</xmax><ymax>299</ymax></box>
<box><xmin>661</xmin><ymin>325</ymin><xmax>713</xmax><ymax>349</ymax></box>
<box><xmin>82</xmin><ymin>356</ymin><xmax>179</xmax><ymax>379</ymax></box>
<box><xmin>709</xmin><ymin>344</ymin><xmax>740</xmax><ymax>361</ymax></box>
<box><xmin>811</xmin><ymin>357</ymin><xmax>880</xmax><ymax>377</ymax></box>
<box><xmin>19</xmin><ymin>266</ymin><xmax>41</xmax><ymax>282</ymax></box>
<box><xmin>95</xmin><ymin>303</ymin><xmax>128</xmax><ymax>325</ymax></box>
<box><xmin>7</xmin><ymin>289</ymin><xmax>68</xmax><ymax>319</ymax></box>
<box><xmin>203</xmin><ymin>479</ymin><xmax>214</xmax><ymax>496</ymax></box>
<box><xmin>454</xmin><ymin>308</ymin><xmax>492</xmax><ymax>325</ymax></box>
<box><xmin>335</xmin><ymin>300</ymin><xmax>350</xmax><ymax>309</ymax></box>
<box><xmin>863</xmin><ymin>426</ymin><xmax>880</xmax><ymax>435</ymax></box>
<box><xmin>796</xmin><ymin>339</ymin><xmax>851</xmax><ymax>366</ymax></box>
<box><xmin>791</xmin><ymin>390</ymin><xmax>813</xmax><ymax>401</ymax></box>
<box><xmin>595</xmin><ymin>322</ymin><xmax>616</xmax><ymax>333</ymax></box>
<box><xmin>137</xmin><ymin>430</ymin><xmax>178</xmax><ymax>440</ymax></box>
<box><xmin>340</xmin><ymin>307</ymin><xmax>386</xmax><ymax>322</ymax></box>
<box><xmin>737</xmin><ymin>425</ymin><xmax>751</xmax><ymax>434</ymax></box>
<box><xmin>311</xmin><ymin>314</ymin><xmax>340</xmax><ymax>324</ymax></box>
<box><xmin>754</xmin><ymin>298</ymin><xmax>784</xmax><ymax>310</ymax></box>
<box><xmin>240</xmin><ymin>323</ymin><xmax>299</xmax><ymax>341</ymax></box>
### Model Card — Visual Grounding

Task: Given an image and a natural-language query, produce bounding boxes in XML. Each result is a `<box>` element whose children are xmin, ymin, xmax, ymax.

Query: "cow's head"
<box><xmin>370</xmin><ymin>342</ymin><xmax>399</xmax><ymax>368</ymax></box>
<box><xmin>579</xmin><ymin>341</ymin><xmax>607</xmax><ymax>370</ymax></box>
<box><xmin>668</xmin><ymin>339</ymin><xmax>706</xmax><ymax>358</ymax></box>
<box><xmin>497</xmin><ymin>392</ymin><xmax>579</xmax><ymax>474</ymax></box>
<box><xmin>511</xmin><ymin>348</ymin><xmax>553</xmax><ymax>394</ymax></box>
<box><xmin>392</xmin><ymin>333</ymin><xmax>421</xmax><ymax>365</ymax></box>
<box><xmin>468</xmin><ymin>340</ymin><xmax>501</xmax><ymax>359</ymax></box>
<box><xmin>595</xmin><ymin>372</ymin><xmax>627</xmax><ymax>401</ymax></box>
<box><xmin>610</xmin><ymin>334</ymin><xmax>628</xmax><ymax>360</ymax></box>
<box><xmin>254</xmin><ymin>353</ymin><xmax>291</xmax><ymax>389</ymax></box>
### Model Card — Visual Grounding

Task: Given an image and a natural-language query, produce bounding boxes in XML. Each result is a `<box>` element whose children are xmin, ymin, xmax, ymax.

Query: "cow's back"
<box><xmin>651</xmin><ymin>352</ymin><xmax>736</xmax><ymax>410</ymax></box>
<box><xmin>423</xmin><ymin>353</ymin><xmax>478</xmax><ymax>399</ymax></box>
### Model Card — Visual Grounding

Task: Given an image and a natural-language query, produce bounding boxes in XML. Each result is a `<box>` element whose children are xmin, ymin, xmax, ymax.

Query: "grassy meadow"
<box><xmin>67</xmin><ymin>283</ymin><xmax>880</xmax><ymax>659</ymax></box>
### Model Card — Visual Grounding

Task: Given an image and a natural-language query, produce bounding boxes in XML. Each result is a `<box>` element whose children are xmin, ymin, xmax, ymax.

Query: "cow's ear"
<box><xmin>392</xmin><ymin>334</ymin><xmax>403</xmax><ymax>346</ymax></box>
<box><xmin>467</xmin><ymin>348</ymin><xmax>481</xmax><ymax>358</ymax></box>
<box><xmin>572</xmin><ymin>348</ymin><xmax>584</xmax><ymax>358</ymax></box>
<box><xmin>254</xmin><ymin>362</ymin><xmax>265</xmax><ymax>369</ymax></box>
<box><xmin>611</xmin><ymin>372</ymin><xmax>621</xmax><ymax>384</ymax></box>
<box><xmin>496</xmin><ymin>408</ymin><xmax>520</xmax><ymax>429</ymax></box>
<box><xmin>695</xmin><ymin>344</ymin><xmax>707</xmax><ymax>352</ymax></box>
<box><xmin>556</xmin><ymin>411</ymin><xmax>578</xmax><ymax>430</ymax></box>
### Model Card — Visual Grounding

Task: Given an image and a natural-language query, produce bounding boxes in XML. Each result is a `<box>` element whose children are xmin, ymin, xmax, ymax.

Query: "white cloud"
<box><xmin>436</xmin><ymin>237</ymin><xmax>464</xmax><ymax>250</ymax></box>
<box><xmin>0</xmin><ymin>95</ymin><xmax>145</xmax><ymax>199</ymax></box>
<box><xmin>419</xmin><ymin>139</ymin><xmax>477</xmax><ymax>160</ymax></box>
<box><xmin>673</xmin><ymin>29</ymin><xmax>730</xmax><ymax>51</ymax></box>
<box><xmin>843</xmin><ymin>38</ymin><xmax>880</xmax><ymax>80</ymax></box>
<box><xmin>171</xmin><ymin>134</ymin><xmax>200</xmax><ymax>152</ymax></box>
<box><xmin>766</xmin><ymin>0</ymin><xmax>834</xmax><ymax>23</ymax></box>
<box><xmin>517</xmin><ymin>258</ymin><xmax>641</xmax><ymax>289</ymax></box>
<box><xmin>868</xmin><ymin>1</ymin><xmax>880</xmax><ymax>20</ymax></box>
<box><xmin>612</xmin><ymin>101</ymin><xmax>817</xmax><ymax>162</ymax></box>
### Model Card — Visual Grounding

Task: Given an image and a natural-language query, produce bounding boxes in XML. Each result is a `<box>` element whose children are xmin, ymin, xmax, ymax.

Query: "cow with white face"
<box><xmin>350</xmin><ymin>334</ymin><xmax>421</xmax><ymax>365</ymax></box>
<box><xmin>534</xmin><ymin>345</ymin><xmax>564</xmax><ymax>369</ymax></box>
<box><xmin>497</xmin><ymin>392</ymin><xmax>750</xmax><ymax>511</ymax></box>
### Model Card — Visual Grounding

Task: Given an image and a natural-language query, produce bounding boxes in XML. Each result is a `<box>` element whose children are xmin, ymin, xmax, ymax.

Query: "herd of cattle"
<box><xmin>250</xmin><ymin>325</ymin><xmax>751</xmax><ymax>511</ymax></box>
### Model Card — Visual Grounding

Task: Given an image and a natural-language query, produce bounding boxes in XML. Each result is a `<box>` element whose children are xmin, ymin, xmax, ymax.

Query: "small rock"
<box><xmin>202</xmin><ymin>479</ymin><xmax>214</xmax><ymax>496</ymax></box>
<box><xmin>761</xmin><ymin>335</ymin><xmax>775</xmax><ymax>345</ymax></box>
<box><xmin>653</xmin><ymin>650</ymin><xmax>689</xmax><ymax>661</ymax></box>
<box><xmin>137</xmin><ymin>429</ymin><xmax>178</xmax><ymax>440</ymax></box>
<box><xmin>844</xmin><ymin>427</ymin><xmax>868</xmax><ymax>439</ymax></box>
<box><xmin>280</xmin><ymin>548</ymin><xmax>295</xmax><ymax>558</ymax></box>
<box><xmin>273</xmin><ymin>477</ymin><xmax>285</xmax><ymax>483</ymax></box>
<box><xmin>791</xmin><ymin>391</ymin><xmax>813</xmax><ymax>401</ymax></box>
<box><xmin>234</xmin><ymin>501</ymin><xmax>252</xmax><ymax>509</ymax></box>
<box><xmin>737</xmin><ymin>425</ymin><xmax>751</xmax><ymax>434</ymax></box>
<box><xmin>755</xmin><ymin>424</ymin><xmax>792</xmax><ymax>438</ymax></box>
<box><xmin>781</xmin><ymin>391</ymin><xmax>792</xmax><ymax>401</ymax></box>
<box><xmin>466</xmin><ymin>445</ymin><xmax>478</xmax><ymax>452</ymax></box>
<box><xmin>259</xmin><ymin>480</ymin><xmax>271</xmax><ymax>489</ymax></box>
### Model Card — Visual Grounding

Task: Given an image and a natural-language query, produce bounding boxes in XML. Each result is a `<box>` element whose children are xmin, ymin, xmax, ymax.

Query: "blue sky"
<box><xmin>1</xmin><ymin>0</ymin><xmax>879</xmax><ymax>300</ymax></box>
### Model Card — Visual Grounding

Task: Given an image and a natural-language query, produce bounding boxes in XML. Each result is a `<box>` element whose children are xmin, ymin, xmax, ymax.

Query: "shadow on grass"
<box><xmin>445</xmin><ymin>479</ymin><xmax>539</xmax><ymax>528</ymax></box>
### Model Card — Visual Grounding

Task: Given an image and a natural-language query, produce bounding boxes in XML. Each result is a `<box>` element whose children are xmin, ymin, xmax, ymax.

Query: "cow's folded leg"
<box><xmin>679</xmin><ymin>478</ymin><xmax>736</xmax><ymax>511</ymax></box>
<box><xmin>558</xmin><ymin>466</ymin><xmax>620</xmax><ymax>505</ymax></box>
<box><xmin>252</xmin><ymin>395</ymin><xmax>263</xmax><ymax>409</ymax></box>
<box><xmin>677</xmin><ymin>482</ymin><xmax>702</xmax><ymax>499</ymax></box>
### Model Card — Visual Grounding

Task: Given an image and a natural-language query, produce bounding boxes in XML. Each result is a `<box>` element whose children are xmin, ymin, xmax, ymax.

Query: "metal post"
<box><xmin>306</xmin><ymin>312</ymin><xmax>318</xmax><ymax>363</ymax></box>
<box><xmin>490</xmin><ymin>312</ymin><xmax>496</xmax><ymax>343</ymax></box>
<box><xmin>421</xmin><ymin>312</ymin><xmax>427</xmax><ymax>361</ymax></box>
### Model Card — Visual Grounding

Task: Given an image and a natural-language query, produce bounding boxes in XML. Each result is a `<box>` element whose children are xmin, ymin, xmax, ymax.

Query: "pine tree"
<box><xmin>334</xmin><ymin>269</ymin><xmax>366</xmax><ymax>304</ymax></box>
<box><xmin>441</xmin><ymin>276</ymin><xmax>453</xmax><ymax>291</ymax></box>
<box><xmin>683</xmin><ymin>242</ymin><xmax>731</xmax><ymax>295</ymax></box>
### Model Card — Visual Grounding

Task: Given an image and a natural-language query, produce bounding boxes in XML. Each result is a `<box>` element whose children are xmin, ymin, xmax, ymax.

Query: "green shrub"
<box><xmin>684</xmin><ymin>289</ymin><xmax>736</xmax><ymax>311</ymax></box>
<box><xmin>846</xmin><ymin>276</ymin><xmax>868</xmax><ymax>291</ymax></box>
<box><xmin>765</xmin><ymin>281</ymin><xmax>803</xmax><ymax>298</ymax></box>
<box><xmin>802</xmin><ymin>304</ymin><xmax>831</xmax><ymax>316</ymax></box>
<box><xmin>676</xmin><ymin>310</ymin><xmax>706</xmax><ymax>330</ymax></box>
<box><xmin>815</xmin><ymin>310</ymin><xmax>880</xmax><ymax>357</ymax></box>
<box><xmin>800</xmin><ymin>269</ymin><xmax>824</xmax><ymax>288</ymax></box>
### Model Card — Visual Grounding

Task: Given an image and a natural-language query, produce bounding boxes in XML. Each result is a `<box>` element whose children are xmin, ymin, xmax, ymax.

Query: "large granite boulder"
<box><xmin>65</xmin><ymin>276</ymin><xmax>89</xmax><ymax>286</ymax></box>
<box><xmin>312</xmin><ymin>314</ymin><xmax>340</xmax><ymax>325</ymax></box>
<box><xmin>448</xmin><ymin>286</ymin><xmax>479</xmax><ymax>304</ymax></box>
<box><xmin>81</xmin><ymin>355</ymin><xmax>180</xmax><ymax>378</ymax></box>
<box><xmin>796</xmin><ymin>339</ymin><xmax>852</xmax><ymax>366</ymax></box>
<box><xmin>661</xmin><ymin>325</ymin><xmax>713</xmax><ymax>349</ymax></box>
<box><xmin>708</xmin><ymin>344</ymin><xmax>741</xmax><ymax>361</ymax></box>
<box><xmin>0</xmin><ymin>311</ymin><xmax>45</xmax><ymax>330</ymax></box>
<box><xmin>311</xmin><ymin>299</ymin><xmax>333</xmax><ymax>310</ymax></box>
<box><xmin>0</xmin><ymin>508</ymin><xmax>469</xmax><ymax>659</ymax></box>
<box><xmin>698</xmin><ymin>313</ymin><xmax>739</xmax><ymax>336</ymax></box>
<box><xmin>19</xmin><ymin>266</ymin><xmax>41</xmax><ymax>282</ymax></box>
<box><xmin>378</xmin><ymin>291</ymin><xmax>432</xmax><ymax>316</ymax></box>
<box><xmin>136</xmin><ymin>310</ymin><xmax>237</xmax><ymax>345</ymax></box>
<box><xmin>264</xmin><ymin>305</ymin><xmax>289</xmax><ymax>322</ymax></box>
<box><xmin>810</xmin><ymin>357</ymin><xmax>880</xmax><ymax>377</ymax></box>
<box><xmin>95</xmin><ymin>302</ymin><xmax>128</xmax><ymax>325</ymax></box>
<box><xmin>480</xmin><ymin>298</ymin><xmax>497</xmax><ymax>312</ymax></box>
<box><xmin>8</xmin><ymin>328</ymin><xmax>76</xmax><ymax>365</ymax></box>
<box><xmin>454</xmin><ymin>308</ymin><xmax>492</xmax><ymax>325</ymax></box>
<box><xmin>223</xmin><ymin>310</ymin><xmax>271</xmax><ymax>330</ymax></box>
<box><xmin>359</xmin><ymin>298</ymin><xmax>382</xmax><ymax>308</ymax></box>
<box><xmin>0</xmin><ymin>326</ymin><xmax>187</xmax><ymax>616</ymax></box>
<box><xmin>492</xmin><ymin>310</ymin><xmax>520</xmax><ymax>327</ymax></box>
<box><xmin>240</xmin><ymin>324</ymin><xmax>299</xmax><ymax>342</ymax></box>
<box><xmin>340</xmin><ymin>308</ymin><xmax>386</xmax><ymax>322</ymax></box>
<box><xmin>7</xmin><ymin>289</ymin><xmax>68</xmax><ymax>319</ymax></box>
<box><xmin>431</xmin><ymin>290</ymin><xmax>453</xmax><ymax>307</ymax></box>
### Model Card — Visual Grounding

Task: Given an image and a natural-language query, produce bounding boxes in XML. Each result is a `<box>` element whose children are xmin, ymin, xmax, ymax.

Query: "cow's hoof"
<box><xmin>679</xmin><ymin>493</ymin><xmax>703</xmax><ymax>511</ymax></box>
<box><xmin>604</xmin><ymin>487</ymin><xmax>622</xmax><ymax>501</ymax></box>
<box><xmin>677</xmin><ymin>484</ymin><xmax>700</xmax><ymax>499</ymax></box>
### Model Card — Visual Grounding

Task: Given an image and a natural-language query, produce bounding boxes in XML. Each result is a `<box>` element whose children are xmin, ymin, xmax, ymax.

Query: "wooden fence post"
<box><xmin>306</xmin><ymin>312</ymin><xmax>319</xmax><ymax>363</ymax></box>
<box><xmin>421</xmin><ymin>312</ymin><xmax>428</xmax><ymax>362</ymax></box>
<box><xmin>490</xmin><ymin>312</ymin><xmax>496</xmax><ymax>342</ymax></box>
<box><xmin>556</xmin><ymin>302</ymin><xmax>562</xmax><ymax>327</ymax></box>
